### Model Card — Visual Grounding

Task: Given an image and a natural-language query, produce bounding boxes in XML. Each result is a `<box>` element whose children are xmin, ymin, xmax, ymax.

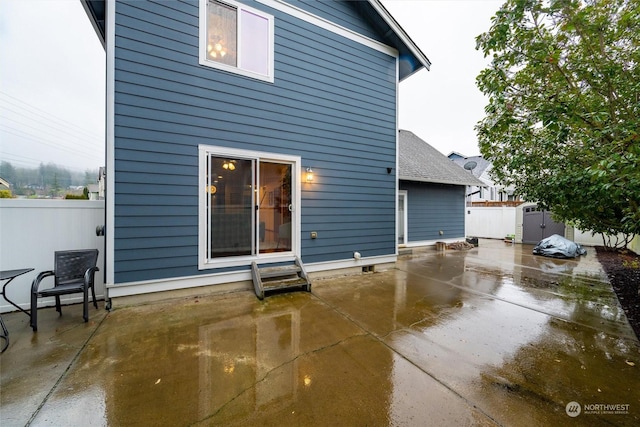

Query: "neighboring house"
<box><xmin>0</xmin><ymin>177</ymin><xmax>11</xmax><ymax>198</ymax></box>
<box><xmin>448</xmin><ymin>152</ymin><xmax>518</xmax><ymax>204</ymax></box>
<box><xmin>398</xmin><ymin>130</ymin><xmax>484</xmax><ymax>247</ymax></box>
<box><xmin>81</xmin><ymin>0</ymin><xmax>430</xmax><ymax>303</ymax></box>
<box><xmin>0</xmin><ymin>177</ymin><xmax>10</xmax><ymax>191</ymax></box>
<box><xmin>97</xmin><ymin>166</ymin><xmax>106</xmax><ymax>200</ymax></box>
<box><xmin>87</xmin><ymin>184</ymin><xmax>100</xmax><ymax>200</ymax></box>
<box><xmin>87</xmin><ymin>166</ymin><xmax>106</xmax><ymax>200</ymax></box>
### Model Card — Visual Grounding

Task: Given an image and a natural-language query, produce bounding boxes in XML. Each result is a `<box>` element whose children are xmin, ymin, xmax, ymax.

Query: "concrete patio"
<box><xmin>1</xmin><ymin>239</ymin><xmax>639</xmax><ymax>426</ymax></box>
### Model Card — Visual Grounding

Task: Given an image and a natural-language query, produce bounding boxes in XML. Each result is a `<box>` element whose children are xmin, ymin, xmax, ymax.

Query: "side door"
<box><xmin>541</xmin><ymin>211</ymin><xmax>565</xmax><ymax>239</ymax></box>
<box><xmin>522</xmin><ymin>205</ymin><xmax>565</xmax><ymax>243</ymax></box>
<box><xmin>522</xmin><ymin>205</ymin><xmax>543</xmax><ymax>244</ymax></box>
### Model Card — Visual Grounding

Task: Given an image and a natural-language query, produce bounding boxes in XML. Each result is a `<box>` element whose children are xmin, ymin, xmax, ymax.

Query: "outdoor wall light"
<box><xmin>306</xmin><ymin>168</ymin><xmax>314</xmax><ymax>182</ymax></box>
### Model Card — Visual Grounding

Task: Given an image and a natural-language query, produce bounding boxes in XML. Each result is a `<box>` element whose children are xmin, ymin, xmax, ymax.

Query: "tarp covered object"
<box><xmin>532</xmin><ymin>234</ymin><xmax>587</xmax><ymax>258</ymax></box>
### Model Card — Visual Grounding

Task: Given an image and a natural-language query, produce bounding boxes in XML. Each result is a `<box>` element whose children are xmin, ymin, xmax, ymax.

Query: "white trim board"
<box><xmin>403</xmin><ymin>237</ymin><xmax>467</xmax><ymax>248</ymax></box>
<box><xmin>105</xmin><ymin>0</ymin><xmax>116</xmax><ymax>294</ymax></box>
<box><xmin>257</xmin><ymin>0</ymin><xmax>399</xmax><ymax>58</ymax></box>
<box><xmin>106</xmin><ymin>254</ymin><xmax>397</xmax><ymax>298</ymax></box>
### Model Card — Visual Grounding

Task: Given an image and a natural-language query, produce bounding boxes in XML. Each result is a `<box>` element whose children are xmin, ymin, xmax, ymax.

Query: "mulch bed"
<box><xmin>596</xmin><ymin>246</ymin><xmax>640</xmax><ymax>340</ymax></box>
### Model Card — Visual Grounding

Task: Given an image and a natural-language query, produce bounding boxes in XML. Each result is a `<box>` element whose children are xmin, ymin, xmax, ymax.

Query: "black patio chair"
<box><xmin>30</xmin><ymin>249</ymin><xmax>99</xmax><ymax>332</ymax></box>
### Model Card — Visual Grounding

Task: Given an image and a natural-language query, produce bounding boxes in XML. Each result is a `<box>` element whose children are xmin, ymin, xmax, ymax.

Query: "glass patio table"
<box><xmin>1</xmin><ymin>268</ymin><xmax>34</xmax><ymax>352</ymax></box>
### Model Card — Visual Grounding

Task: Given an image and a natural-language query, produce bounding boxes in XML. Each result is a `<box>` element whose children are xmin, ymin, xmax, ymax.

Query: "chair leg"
<box><xmin>90</xmin><ymin>284</ymin><xmax>97</xmax><ymax>309</ymax></box>
<box><xmin>55</xmin><ymin>296</ymin><xmax>62</xmax><ymax>315</ymax></box>
<box><xmin>30</xmin><ymin>292</ymin><xmax>38</xmax><ymax>332</ymax></box>
<box><xmin>83</xmin><ymin>288</ymin><xmax>89</xmax><ymax>323</ymax></box>
<box><xmin>0</xmin><ymin>316</ymin><xmax>9</xmax><ymax>352</ymax></box>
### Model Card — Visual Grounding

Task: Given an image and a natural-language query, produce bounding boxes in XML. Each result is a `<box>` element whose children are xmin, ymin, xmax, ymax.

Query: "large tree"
<box><xmin>475</xmin><ymin>0</ymin><xmax>639</xmax><ymax>248</ymax></box>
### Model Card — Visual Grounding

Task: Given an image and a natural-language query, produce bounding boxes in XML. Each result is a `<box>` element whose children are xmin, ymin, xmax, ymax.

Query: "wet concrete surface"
<box><xmin>1</xmin><ymin>239</ymin><xmax>639</xmax><ymax>426</ymax></box>
<box><xmin>0</xmin><ymin>302</ymin><xmax>108</xmax><ymax>426</ymax></box>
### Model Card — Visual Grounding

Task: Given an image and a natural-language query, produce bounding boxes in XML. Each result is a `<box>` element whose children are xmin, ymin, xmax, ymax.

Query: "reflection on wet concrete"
<box><xmin>317</xmin><ymin>240</ymin><xmax>639</xmax><ymax>425</ymax></box>
<box><xmin>3</xmin><ymin>239</ymin><xmax>638</xmax><ymax>426</ymax></box>
<box><xmin>0</xmin><ymin>303</ymin><xmax>108</xmax><ymax>426</ymax></box>
<box><xmin>28</xmin><ymin>292</ymin><xmax>487</xmax><ymax>426</ymax></box>
<box><xmin>389</xmin><ymin>241</ymin><xmax>640</xmax><ymax>426</ymax></box>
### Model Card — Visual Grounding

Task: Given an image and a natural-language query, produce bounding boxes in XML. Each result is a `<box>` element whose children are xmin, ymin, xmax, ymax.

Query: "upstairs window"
<box><xmin>199</xmin><ymin>0</ymin><xmax>274</xmax><ymax>82</ymax></box>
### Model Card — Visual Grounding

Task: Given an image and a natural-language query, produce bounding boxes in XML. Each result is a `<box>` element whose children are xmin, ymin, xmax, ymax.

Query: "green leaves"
<box><xmin>475</xmin><ymin>0</ymin><xmax>640</xmax><ymax>247</ymax></box>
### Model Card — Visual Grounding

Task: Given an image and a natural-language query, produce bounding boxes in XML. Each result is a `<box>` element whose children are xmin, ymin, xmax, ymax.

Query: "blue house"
<box><xmin>398</xmin><ymin>130</ymin><xmax>484</xmax><ymax>248</ymax></box>
<box><xmin>82</xmin><ymin>0</ymin><xmax>430</xmax><ymax>303</ymax></box>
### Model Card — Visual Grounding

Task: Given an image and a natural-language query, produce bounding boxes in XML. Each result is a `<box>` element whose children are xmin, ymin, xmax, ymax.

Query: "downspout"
<box><xmin>104</xmin><ymin>0</ymin><xmax>116</xmax><ymax>309</ymax></box>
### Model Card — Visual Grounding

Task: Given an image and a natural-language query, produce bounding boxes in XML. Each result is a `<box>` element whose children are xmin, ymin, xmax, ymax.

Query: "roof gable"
<box><xmin>81</xmin><ymin>0</ymin><xmax>430</xmax><ymax>80</ymax></box>
<box><xmin>399</xmin><ymin>130</ymin><xmax>485</xmax><ymax>187</ymax></box>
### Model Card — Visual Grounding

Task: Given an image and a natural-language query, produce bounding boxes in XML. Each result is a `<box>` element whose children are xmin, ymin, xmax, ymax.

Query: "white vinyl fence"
<box><xmin>0</xmin><ymin>199</ymin><xmax>105</xmax><ymax>313</ymax></box>
<box><xmin>572</xmin><ymin>229</ymin><xmax>607</xmax><ymax>246</ymax></box>
<box><xmin>466</xmin><ymin>205</ymin><xmax>636</xmax><ymax>251</ymax></box>
<box><xmin>466</xmin><ymin>206</ymin><xmax>517</xmax><ymax>240</ymax></box>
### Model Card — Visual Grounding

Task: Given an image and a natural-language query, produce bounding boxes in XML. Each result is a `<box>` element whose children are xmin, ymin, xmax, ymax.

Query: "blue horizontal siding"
<box><xmin>400</xmin><ymin>181</ymin><xmax>466</xmax><ymax>242</ymax></box>
<box><xmin>112</xmin><ymin>44</ymin><xmax>395</xmax><ymax>119</ymax></box>
<box><xmin>287</xmin><ymin>0</ymin><xmax>386</xmax><ymax>43</ymax></box>
<box><xmin>116</xmin><ymin>216</ymin><xmax>198</xmax><ymax>228</ymax></box>
<box><xmin>118</xmin><ymin>225</ymin><xmax>195</xmax><ymax>238</ymax></box>
<box><xmin>114</xmin><ymin>114</ymin><xmax>394</xmax><ymax>161</ymax></box>
<box><xmin>112</xmin><ymin>0</ymin><xmax>398</xmax><ymax>283</ymax></box>
<box><xmin>114</xmin><ymin>96</ymin><xmax>392</xmax><ymax>143</ymax></box>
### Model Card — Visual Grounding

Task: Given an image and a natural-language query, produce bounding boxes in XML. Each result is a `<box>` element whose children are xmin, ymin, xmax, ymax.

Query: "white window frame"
<box><xmin>199</xmin><ymin>0</ymin><xmax>275</xmax><ymax>83</ymax></box>
<box><xmin>198</xmin><ymin>145</ymin><xmax>301</xmax><ymax>269</ymax></box>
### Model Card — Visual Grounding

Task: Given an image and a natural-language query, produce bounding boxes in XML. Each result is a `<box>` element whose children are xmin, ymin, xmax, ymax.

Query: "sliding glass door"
<box><xmin>207</xmin><ymin>157</ymin><xmax>254</xmax><ymax>257</ymax></box>
<box><xmin>258</xmin><ymin>162</ymin><xmax>292</xmax><ymax>254</ymax></box>
<box><xmin>202</xmin><ymin>148</ymin><xmax>297</xmax><ymax>266</ymax></box>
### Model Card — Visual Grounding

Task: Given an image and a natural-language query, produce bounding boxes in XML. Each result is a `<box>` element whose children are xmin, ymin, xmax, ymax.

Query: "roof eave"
<box><xmin>399</xmin><ymin>176</ymin><xmax>486</xmax><ymax>187</ymax></box>
<box><xmin>80</xmin><ymin>0</ymin><xmax>106</xmax><ymax>49</ymax></box>
<box><xmin>367</xmin><ymin>0</ymin><xmax>431</xmax><ymax>72</ymax></box>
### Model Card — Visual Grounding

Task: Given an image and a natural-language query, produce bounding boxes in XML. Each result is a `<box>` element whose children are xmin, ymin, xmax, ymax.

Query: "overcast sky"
<box><xmin>384</xmin><ymin>0</ymin><xmax>503</xmax><ymax>157</ymax></box>
<box><xmin>0</xmin><ymin>0</ymin><xmax>502</xmax><ymax>172</ymax></box>
<box><xmin>0</xmin><ymin>0</ymin><xmax>106</xmax><ymax>172</ymax></box>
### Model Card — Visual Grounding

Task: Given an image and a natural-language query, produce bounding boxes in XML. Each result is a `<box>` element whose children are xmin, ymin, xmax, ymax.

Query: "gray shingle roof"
<box><xmin>398</xmin><ymin>130</ymin><xmax>485</xmax><ymax>186</ymax></box>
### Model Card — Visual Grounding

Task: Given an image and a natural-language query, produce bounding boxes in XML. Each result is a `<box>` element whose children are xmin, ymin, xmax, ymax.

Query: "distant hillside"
<box><xmin>0</xmin><ymin>161</ymin><xmax>99</xmax><ymax>198</ymax></box>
